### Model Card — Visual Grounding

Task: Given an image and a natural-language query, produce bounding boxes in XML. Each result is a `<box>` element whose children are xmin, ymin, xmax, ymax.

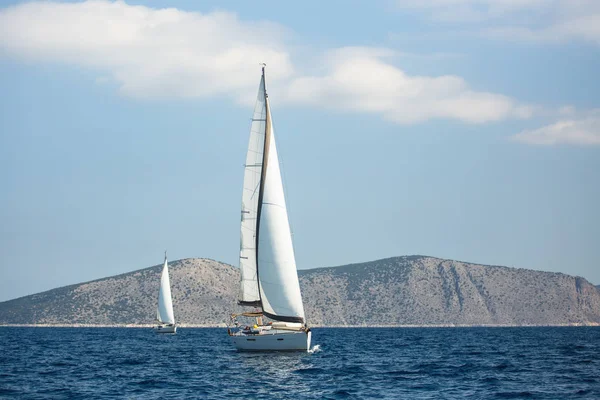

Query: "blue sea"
<box><xmin>1</xmin><ymin>327</ymin><xmax>599</xmax><ymax>399</ymax></box>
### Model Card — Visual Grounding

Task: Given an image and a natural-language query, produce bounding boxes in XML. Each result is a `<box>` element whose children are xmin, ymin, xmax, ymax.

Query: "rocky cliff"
<box><xmin>1</xmin><ymin>256</ymin><xmax>598</xmax><ymax>326</ymax></box>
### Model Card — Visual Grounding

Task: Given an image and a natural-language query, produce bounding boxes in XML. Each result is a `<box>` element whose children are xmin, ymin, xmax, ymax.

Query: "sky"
<box><xmin>0</xmin><ymin>0</ymin><xmax>599</xmax><ymax>302</ymax></box>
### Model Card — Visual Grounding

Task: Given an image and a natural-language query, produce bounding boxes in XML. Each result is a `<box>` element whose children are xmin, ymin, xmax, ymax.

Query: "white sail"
<box><xmin>256</xmin><ymin>97</ymin><xmax>305</xmax><ymax>323</ymax></box>
<box><xmin>238</xmin><ymin>73</ymin><xmax>267</xmax><ymax>306</ymax></box>
<box><xmin>157</xmin><ymin>256</ymin><xmax>175</xmax><ymax>325</ymax></box>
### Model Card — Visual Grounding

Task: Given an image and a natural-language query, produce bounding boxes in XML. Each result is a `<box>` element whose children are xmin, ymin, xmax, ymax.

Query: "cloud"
<box><xmin>0</xmin><ymin>1</ymin><xmax>530</xmax><ymax>125</ymax></box>
<box><xmin>0</xmin><ymin>1</ymin><xmax>294</xmax><ymax>100</ymax></box>
<box><xmin>394</xmin><ymin>0</ymin><xmax>600</xmax><ymax>45</ymax></box>
<box><xmin>284</xmin><ymin>47</ymin><xmax>529</xmax><ymax>124</ymax></box>
<box><xmin>484</xmin><ymin>14</ymin><xmax>600</xmax><ymax>45</ymax></box>
<box><xmin>394</xmin><ymin>0</ymin><xmax>549</xmax><ymax>23</ymax></box>
<box><xmin>511</xmin><ymin>111</ymin><xmax>600</xmax><ymax>146</ymax></box>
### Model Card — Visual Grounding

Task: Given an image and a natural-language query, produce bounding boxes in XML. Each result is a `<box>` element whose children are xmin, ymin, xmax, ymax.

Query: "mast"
<box><xmin>254</xmin><ymin>64</ymin><xmax>269</xmax><ymax>311</ymax></box>
<box><xmin>237</xmin><ymin>65</ymin><xmax>267</xmax><ymax>307</ymax></box>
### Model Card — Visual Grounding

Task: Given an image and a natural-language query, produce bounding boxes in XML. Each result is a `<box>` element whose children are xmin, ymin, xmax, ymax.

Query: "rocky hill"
<box><xmin>1</xmin><ymin>256</ymin><xmax>599</xmax><ymax>326</ymax></box>
<box><xmin>300</xmin><ymin>256</ymin><xmax>600</xmax><ymax>326</ymax></box>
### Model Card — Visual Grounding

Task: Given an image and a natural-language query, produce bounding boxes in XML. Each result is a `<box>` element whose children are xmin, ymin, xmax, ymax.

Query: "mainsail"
<box><xmin>237</xmin><ymin>67</ymin><xmax>306</xmax><ymax>324</ymax></box>
<box><xmin>157</xmin><ymin>253</ymin><xmax>175</xmax><ymax>325</ymax></box>
<box><xmin>238</xmin><ymin>73</ymin><xmax>266</xmax><ymax>307</ymax></box>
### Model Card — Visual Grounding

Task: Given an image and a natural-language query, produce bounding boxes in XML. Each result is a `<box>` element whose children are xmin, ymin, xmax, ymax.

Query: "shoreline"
<box><xmin>1</xmin><ymin>322</ymin><xmax>598</xmax><ymax>328</ymax></box>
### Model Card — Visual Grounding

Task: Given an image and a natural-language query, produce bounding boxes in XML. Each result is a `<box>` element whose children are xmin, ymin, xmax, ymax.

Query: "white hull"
<box><xmin>154</xmin><ymin>325</ymin><xmax>177</xmax><ymax>334</ymax></box>
<box><xmin>231</xmin><ymin>329</ymin><xmax>311</xmax><ymax>351</ymax></box>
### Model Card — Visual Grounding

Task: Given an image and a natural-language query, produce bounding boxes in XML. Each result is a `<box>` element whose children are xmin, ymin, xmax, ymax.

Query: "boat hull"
<box><xmin>154</xmin><ymin>325</ymin><xmax>177</xmax><ymax>334</ymax></box>
<box><xmin>232</xmin><ymin>329</ymin><xmax>311</xmax><ymax>351</ymax></box>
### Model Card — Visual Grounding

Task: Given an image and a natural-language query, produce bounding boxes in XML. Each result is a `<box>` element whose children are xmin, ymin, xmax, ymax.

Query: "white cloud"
<box><xmin>0</xmin><ymin>1</ymin><xmax>530</xmax><ymax>125</ymax></box>
<box><xmin>395</xmin><ymin>0</ymin><xmax>600</xmax><ymax>45</ymax></box>
<box><xmin>284</xmin><ymin>47</ymin><xmax>529</xmax><ymax>124</ymax></box>
<box><xmin>0</xmin><ymin>1</ymin><xmax>294</xmax><ymax>100</ymax></box>
<box><xmin>511</xmin><ymin>111</ymin><xmax>600</xmax><ymax>145</ymax></box>
<box><xmin>395</xmin><ymin>0</ymin><xmax>549</xmax><ymax>22</ymax></box>
<box><xmin>484</xmin><ymin>14</ymin><xmax>600</xmax><ymax>45</ymax></box>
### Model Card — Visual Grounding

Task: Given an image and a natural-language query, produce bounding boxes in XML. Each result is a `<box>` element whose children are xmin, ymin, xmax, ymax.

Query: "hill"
<box><xmin>1</xmin><ymin>256</ymin><xmax>599</xmax><ymax>326</ymax></box>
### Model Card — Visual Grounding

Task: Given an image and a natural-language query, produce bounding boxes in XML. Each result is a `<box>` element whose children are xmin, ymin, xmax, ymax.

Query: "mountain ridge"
<box><xmin>1</xmin><ymin>255</ymin><xmax>599</xmax><ymax>327</ymax></box>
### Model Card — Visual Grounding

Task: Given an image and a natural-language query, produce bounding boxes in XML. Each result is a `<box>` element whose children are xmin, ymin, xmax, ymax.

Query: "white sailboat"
<box><xmin>155</xmin><ymin>251</ymin><xmax>177</xmax><ymax>334</ymax></box>
<box><xmin>228</xmin><ymin>65</ymin><xmax>311</xmax><ymax>351</ymax></box>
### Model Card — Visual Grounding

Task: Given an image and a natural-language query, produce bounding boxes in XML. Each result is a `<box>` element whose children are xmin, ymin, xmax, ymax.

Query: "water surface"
<box><xmin>1</xmin><ymin>327</ymin><xmax>598</xmax><ymax>399</ymax></box>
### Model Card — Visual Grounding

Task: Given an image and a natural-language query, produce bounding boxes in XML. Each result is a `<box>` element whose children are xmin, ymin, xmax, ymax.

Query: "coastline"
<box><xmin>1</xmin><ymin>322</ymin><xmax>598</xmax><ymax>328</ymax></box>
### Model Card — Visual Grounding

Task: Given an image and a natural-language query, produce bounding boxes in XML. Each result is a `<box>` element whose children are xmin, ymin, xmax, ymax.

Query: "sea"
<box><xmin>0</xmin><ymin>326</ymin><xmax>598</xmax><ymax>399</ymax></box>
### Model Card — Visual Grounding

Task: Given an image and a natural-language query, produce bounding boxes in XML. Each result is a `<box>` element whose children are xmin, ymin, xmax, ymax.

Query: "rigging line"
<box><xmin>250</xmin><ymin>181</ymin><xmax>260</xmax><ymax>199</ymax></box>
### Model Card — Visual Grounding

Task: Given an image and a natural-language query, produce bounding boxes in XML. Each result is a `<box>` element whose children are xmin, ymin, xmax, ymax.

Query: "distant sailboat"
<box><xmin>228</xmin><ymin>65</ymin><xmax>311</xmax><ymax>351</ymax></box>
<box><xmin>155</xmin><ymin>252</ymin><xmax>176</xmax><ymax>334</ymax></box>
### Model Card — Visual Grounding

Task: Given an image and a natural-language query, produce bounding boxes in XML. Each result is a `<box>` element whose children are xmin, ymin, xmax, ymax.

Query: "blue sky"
<box><xmin>1</xmin><ymin>0</ymin><xmax>599</xmax><ymax>302</ymax></box>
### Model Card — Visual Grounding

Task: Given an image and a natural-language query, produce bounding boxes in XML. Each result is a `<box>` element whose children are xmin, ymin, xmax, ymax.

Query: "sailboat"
<box><xmin>155</xmin><ymin>251</ymin><xmax>177</xmax><ymax>334</ymax></box>
<box><xmin>228</xmin><ymin>65</ymin><xmax>311</xmax><ymax>351</ymax></box>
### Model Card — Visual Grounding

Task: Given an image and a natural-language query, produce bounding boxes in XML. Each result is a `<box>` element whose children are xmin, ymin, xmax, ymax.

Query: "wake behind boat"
<box><xmin>228</xmin><ymin>65</ymin><xmax>311</xmax><ymax>351</ymax></box>
<box><xmin>155</xmin><ymin>252</ymin><xmax>177</xmax><ymax>334</ymax></box>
